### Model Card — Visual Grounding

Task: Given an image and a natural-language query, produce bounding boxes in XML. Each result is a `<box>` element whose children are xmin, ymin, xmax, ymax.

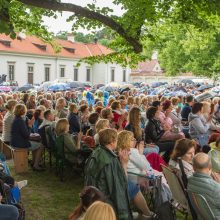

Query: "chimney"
<box><xmin>151</xmin><ymin>51</ymin><xmax>158</xmax><ymax>60</ymax></box>
<box><xmin>17</xmin><ymin>32</ymin><xmax>26</xmax><ymax>40</ymax></box>
<box><xmin>67</xmin><ymin>34</ymin><xmax>75</xmax><ymax>43</ymax></box>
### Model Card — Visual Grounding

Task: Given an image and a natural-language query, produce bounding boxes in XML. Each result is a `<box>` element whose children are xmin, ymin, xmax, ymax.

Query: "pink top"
<box><xmin>157</xmin><ymin>111</ymin><xmax>173</xmax><ymax>130</ymax></box>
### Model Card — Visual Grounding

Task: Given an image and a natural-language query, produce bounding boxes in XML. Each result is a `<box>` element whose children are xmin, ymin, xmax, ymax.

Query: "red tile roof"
<box><xmin>132</xmin><ymin>60</ymin><xmax>160</xmax><ymax>73</ymax></box>
<box><xmin>0</xmin><ymin>34</ymin><xmax>113</xmax><ymax>58</ymax></box>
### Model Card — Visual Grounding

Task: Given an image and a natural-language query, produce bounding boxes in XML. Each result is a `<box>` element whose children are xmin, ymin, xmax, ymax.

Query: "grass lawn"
<box><xmin>9</xmin><ymin>161</ymin><xmax>191</xmax><ymax>220</ymax></box>
<box><xmin>11</xmin><ymin>163</ymin><xmax>83</xmax><ymax>220</ymax></box>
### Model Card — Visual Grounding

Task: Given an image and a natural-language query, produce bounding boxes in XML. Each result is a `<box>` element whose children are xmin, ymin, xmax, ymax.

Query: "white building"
<box><xmin>130</xmin><ymin>59</ymin><xmax>198</xmax><ymax>84</ymax></box>
<box><xmin>0</xmin><ymin>33</ymin><xmax>130</xmax><ymax>86</ymax></box>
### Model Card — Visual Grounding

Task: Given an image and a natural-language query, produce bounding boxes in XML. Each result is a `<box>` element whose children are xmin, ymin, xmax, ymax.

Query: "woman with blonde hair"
<box><xmin>125</xmin><ymin>107</ymin><xmax>159</xmax><ymax>155</ymax></box>
<box><xmin>84</xmin><ymin>201</ymin><xmax>116</xmax><ymax>220</ymax></box>
<box><xmin>55</xmin><ymin>118</ymin><xmax>81</xmax><ymax>163</ymax></box>
<box><xmin>125</xmin><ymin>107</ymin><xmax>142</xmax><ymax>140</ymax></box>
<box><xmin>140</xmin><ymin>96</ymin><xmax>148</xmax><ymax>112</ymax></box>
<box><xmin>134</xmin><ymin>96</ymin><xmax>141</xmax><ymax>107</ymax></box>
<box><xmin>117</xmin><ymin>130</ymin><xmax>158</xmax><ymax>219</ymax></box>
<box><xmin>55</xmin><ymin>97</ymin><xmax>67</xmax><ymax>119</ymax></box>
<box><xmin>94</xmin><ymin>119</ymin><xmax>110</xmax><ymax>145</ymax></box>
<box><xmin>2</xmin><ymin>99</ymin><xmax>17</xmax><ymax>144</ymax></box>
<box><xmin>118</xmin><ymin>131</ymin><xmax>171</xmax><ymax>206</ymax></box>
<box><xmin>127</xmin><ymin>96</ymin><xmax>134</xmax><ymax>110</ymax></box>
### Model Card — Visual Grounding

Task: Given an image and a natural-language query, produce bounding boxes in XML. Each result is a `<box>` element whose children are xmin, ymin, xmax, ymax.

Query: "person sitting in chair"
<box><xmin>188</xmin><ymin>153</ymin><xmax>220</xmax><ymax>218</ymax></box>
<box><xmin>55</xmin><ymin>118</ymin><xmax>82</xmax><ymax>163</ymax></box>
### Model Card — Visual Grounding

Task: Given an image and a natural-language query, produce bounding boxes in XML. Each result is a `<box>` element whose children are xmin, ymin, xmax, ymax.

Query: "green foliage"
<box><xmin>142</xmin><ymin>16</ymin><xmax>220</xmax><ymax>78</ymax></box>
<box><xmin>1</xmin><ymin>0</ymin><xmax>220</xmax><ymax>68</ymax></box>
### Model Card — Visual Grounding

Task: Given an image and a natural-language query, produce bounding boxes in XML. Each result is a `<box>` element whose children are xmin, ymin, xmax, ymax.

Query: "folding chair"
<box><xmin>45</xmin><ymin>125</ymin><xmax>56</xmax><ymax>167</ymax></box>
<box><xmin>161</xmin><ymin>164</ymin><xmax>191</xmax><ymax>219</ymax></box>
<box><xmin>128</xmin><ymin>171</ymin><xmax>163</xmax><ymax>210</ymax></box>
<box><xmin>55</xmin><ymin>135</ymin><xmax>92</xmax><ymax>181</ymax></box>
<box><xmin>187</xmin><ymin>189</ymin><xmax>216</xmax><ymax>220</ymax></box>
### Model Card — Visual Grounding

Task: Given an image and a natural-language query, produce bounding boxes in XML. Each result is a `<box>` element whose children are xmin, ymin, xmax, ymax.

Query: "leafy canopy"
<box><xmin>143</xmin><ymin>15</ymin><xmax>220</xmax><ymax>78</ymax></box>
<box><xmin>1</xmin><ymin>0</ymin><xmax>220</xmax><ymax>68</ymax></box>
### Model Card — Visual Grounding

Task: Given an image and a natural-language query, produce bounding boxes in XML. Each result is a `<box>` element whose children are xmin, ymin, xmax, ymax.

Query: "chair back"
<box><xmin>187</xmin><ymin>189</ymin><xmax>216</xmax><ymax>220</ymax></box>
<box><xmin>55</xmin><ymin>135</ymin><xmax>65</xmax><ymax>159</ymax></box>
<box><xmin>38</xmin><ymin>125</ymin><xmax>50</xmax><ymax>147</ymax></box>
<box><xmin>45</xmin><ymin>125</ymin><xmax>56</xmax><ymax>151</ymax></box>
<box><xmin>161</xmin><ymin>164</ymin><xmax>189</xmax><ymax>210</ymax></box>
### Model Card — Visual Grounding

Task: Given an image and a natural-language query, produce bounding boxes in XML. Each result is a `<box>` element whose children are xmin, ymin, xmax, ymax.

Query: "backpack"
<box><xmin>151</xmin><ymin>176</ymin><xmax>176</xmax><ymax>220</ymax></box>
<box><xmin>156</xmin><ymin>201</ymin><xmax>176</xmax><ymax>220</ymax></box>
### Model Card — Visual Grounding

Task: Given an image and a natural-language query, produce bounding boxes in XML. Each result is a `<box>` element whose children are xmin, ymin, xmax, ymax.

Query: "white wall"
<box><xmin>0</xmin><ymin>52</ymin><xmax>131</xmax><ymax>86</ymax></box>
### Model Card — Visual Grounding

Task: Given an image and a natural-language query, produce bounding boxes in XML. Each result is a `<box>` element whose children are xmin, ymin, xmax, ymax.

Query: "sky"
<box><xmin>43</xmin><ymin>0</ymin><xmax>123</xmax><ymax>34</ymax></box>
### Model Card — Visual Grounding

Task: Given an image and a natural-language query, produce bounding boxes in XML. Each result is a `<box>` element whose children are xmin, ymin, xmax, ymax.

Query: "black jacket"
<box><xmin>144</xmin><ymin>119</ymin><xmax>165</xmax><ymax>143</ymax></box>
<box><xmin>11</xmin><ymin>116</ymin><xmax>31</xmax><ymax>148</ymax></box>
<box><xmin>181</xmin><ymin>103</ymin><xmax>192</xmax><ymax>121</ymax></box>
<box><xmin>68</xmin><ymin>112</ymin><xmax>80</xmax><ymax>134</ymax></box>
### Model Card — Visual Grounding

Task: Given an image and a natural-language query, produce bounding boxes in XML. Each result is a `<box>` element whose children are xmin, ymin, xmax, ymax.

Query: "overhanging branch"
<box><xmin>18</xmin><ymin>0</ymin><xmax>143</xmax><ymax>53</ymax></box>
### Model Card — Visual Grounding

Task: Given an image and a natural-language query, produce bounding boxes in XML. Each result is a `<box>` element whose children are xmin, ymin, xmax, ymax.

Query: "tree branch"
<box><xmin>18</xmin><ymin>0</ymin><xmax>143</xmax><ymax>53</ymax></box>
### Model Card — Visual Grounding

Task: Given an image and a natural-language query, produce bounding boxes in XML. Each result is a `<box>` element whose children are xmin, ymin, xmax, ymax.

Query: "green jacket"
<box><xmin>85</xmin><ymin>145</ymin><xmax>133</xmax><ymax>220</ymax></box>
<box><xmin>188</xmin><ymin>172</ymin><xmax>220</xmax><ymax>219</ymax></box>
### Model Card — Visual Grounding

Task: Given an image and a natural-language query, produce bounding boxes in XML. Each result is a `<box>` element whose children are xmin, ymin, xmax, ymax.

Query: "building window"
<box><xmin>60</xmin><ymin>66</ymin><xmax>65</xmax><ymax>77</ymax></box>
<box><xmin>27</xmin><ymin>65</ymin><xmax>34</xmax><ymax>84</ymax></box>
<box><xmin>74</xmin><ymin>67</ymin><xmax>78</xmax><ymax>81</ymax></box>
<box><xmin>86</xmin><ymin>68</ymin><xmax>91</xmax><ymax>82</ymax></box>
<box><xmin>111</xmin><ymin>68</ymin><xmax>115</xmax><ymax>82</ymax></box>
<box><xmin>8</xmin><ymin>63</ymin><xmax>15</xmax><ymax>81</ymax></box>
<box><xmin>45</xmin><ymin>66</ymin><xmax>50</xmax><ymax>82</ymax></box>
<box><xmin>123</xmin><ymin>69</ymin><xmax>126</xmax><ymax>82</ymax></box>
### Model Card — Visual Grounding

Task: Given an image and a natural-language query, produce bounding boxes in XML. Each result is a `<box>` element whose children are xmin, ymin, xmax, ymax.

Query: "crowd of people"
<box><xmin>1</xmin><ymin>88</ymin><xmax>220</xmax><ymax>219</ymax></box>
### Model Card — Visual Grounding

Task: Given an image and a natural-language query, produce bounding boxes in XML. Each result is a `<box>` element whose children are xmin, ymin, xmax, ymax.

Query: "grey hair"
<box><xmin>193</xmin><ymin>154</ymin><xmax>210</xmax><ymax>170</ymax></box>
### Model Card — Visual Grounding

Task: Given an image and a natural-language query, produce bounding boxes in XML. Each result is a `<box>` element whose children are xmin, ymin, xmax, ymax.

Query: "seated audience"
<box><xmin>55</xmin><ymin>118</ymin><xmax>81</xmax><ymax>163</ymax></box>
<box><xmin>55</xmin><ymin>97</ymin><xmax>68</xmax><ymax>119</ymax></box>
<box><xmin>117</xmin><ymin>130</ymin><xmax>171</xmax><ymax>203</ymax></box>
<box><xmin>189</xmin><ymin>102</ymin><xmax>210</xmax><ymax>151</ymax></box>
<box><xmin>169</xmin><ymin>138</ymin><xmax>196</xmax><ymax>177</ymax></box>
<box><xmin>84</xmin><ymin>128</ymin><xmax>133</xmax><ymax>220</ymax></box>
<box><xmin>2</xmin><ymin>99</ymin><xmax>17</xmax><ymax>144</ymax></box>
<box><xmin>157</xmin><ymin>100</ymin><xmax>185</xmax><ymax>141</ymax></box>
<box><xmin>26</xmin><ymin>94</ymin><xmax>36</xmax><ymax>110</ymax></box>
<box><xmin>145</xmin><ymin>107</ymin><xmax>175</xmax><ymax>162</ymax></box>
<box><xmin>188</xmin><ymin>153</ymin><xmax>220</xmax><ymax>218</ymax></box>
<box><xmin>111</xmin><ymin>101</ymin><xmax>127</xmax><ymax>129</ymax></box>
<box><xmin>210</xmin><ymin>105</ymin><xmax>220</xmax><ymax>132</ymax></box>
<box><xmin>11</xmin><ymin>104</ymin><xmax>44</xmax><ymax>171</ymax></box>
<box><xmin>38</xmin><ymin>109</ymin><xmax>55</xmax><ymax>129</ymax></box>
<box><xmin>181</xmin><ymin>95</ymin><xmax>194</xmax><ymax>121</ymax></box>
<box><xmin>79</xmin><ymin>104</ymin><xmax>90</xmax><ymax>135</ymax></box>
<box><xmin>101</xmin><ymin>108</ymin><xmax>114</xmax><ymax>128</ymax></box>
<box><xmin>87</xmin><ymin>112</ymin><xmax>99</xmax><ymax>137</ymax></box>
<box><xmin>209</xmin><ymin>137</ymin><xmax>220</xmax><ymax>173</ymax></box>
<box><xmin>32</xmin><ymin>109</ymin><xmax>43</xmax><ymax>133</ymax></box>
<box><xmin>94</xmin><ymin>119</ymin><xmax>110</xmax><ymax>145</ymax></box>
<box><xmin>125</xmin><ymin>106</ymin><xmax>159</xmax><ymax>155</ymax></box>
<box><xmin>68</xmin><ymin>103</ymin><xmax>80</xmax><ymax>134</ymax></box>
